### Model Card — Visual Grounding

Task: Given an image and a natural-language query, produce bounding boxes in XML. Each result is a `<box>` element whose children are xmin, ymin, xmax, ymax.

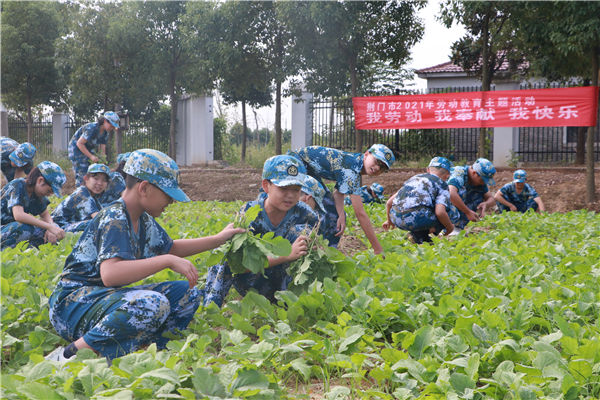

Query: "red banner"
<box><xmin>353</xmin><ymin>86</ymin><xmax>599</xmax><ymax>129</ymax></box>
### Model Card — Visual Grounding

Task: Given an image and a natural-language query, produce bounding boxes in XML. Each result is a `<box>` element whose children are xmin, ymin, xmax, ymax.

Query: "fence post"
<box><xmin>291</xmin><ymin>85</ymin><xmax>313</xmax><ymax>150</ymax></box>
<box><xmin>176</xmin><ymin>94</ymin><xmax>214</xmax><ymax>166</ymax></box>
<box><xmin>492</xmin><ymin>81</ymin><xmax>520</xmax><ymax>167</ymax></box>
<box><xmin>0</xmin><ymin>112</ymin><xmax>8</xmax><ymax>138</ymax></box>
<box><xmin>52</xmin><ymin>112</ymin><xmax>69</xmax><ymax>153</ymax></box>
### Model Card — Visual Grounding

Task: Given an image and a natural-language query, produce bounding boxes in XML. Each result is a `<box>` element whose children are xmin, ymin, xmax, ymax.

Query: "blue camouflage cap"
<box><xmin>87</xmin><ymin>163</ymin><xmax>111</xmax><ymax>180</ymax></box>
<box><xmin>9</xmin><ymin>142</ymin><xmax>36</xmax><ymax>167</ymax></box>
<box><xmin>123</xmin><ymin>149</ymin><xmax>190</xmax><ymax>202</ymax></box>
<box><xmin>428</xmin><ymin>156</ymin><xmax>453</xmax><ymax>172</ymax></box>
<box><xmin>370</xmin><ymin>183</ymin><xmax>385</xmax><ymax>200</ymax></box>
<box><xmin>302</xmin><ymin>175</ymin><xmax>326</xmax><ymax>213</ymax></box>
<box><xmin>262</xmin><ymin>155</ymin><xmax>307</xmax><ymax>188</ymax></box>
<box><xmin>117</xmin><ymin>152</ymin><xmax>131</xmax><ymax>164</ymax></box>
<box><xmin>368</xmin><ymin>144</ymin><xmax>395</xmax><ymax>170</ymax></box>
<box><xmin>513</xmin><ymin>169</ymin><xmax>527</xmax><ymax>183</ymax></box>
<box><xmin>38</xmin><ymin>161</ymin><xmax>66</xmax><ymax>198</ymax></box>
<box><xmin>104</xmin><ymin>111</ymin><xmax>120</xmax><ymax>129</ymax></box>
<box><xmin>473</xmin><ymin>158</ymin><xmax>496</xmax><ymax>186</ymax></box>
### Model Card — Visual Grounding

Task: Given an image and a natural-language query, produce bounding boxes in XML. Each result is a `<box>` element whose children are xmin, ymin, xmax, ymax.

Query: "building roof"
<box><xmin>417</xmin><ymin>57</ymin><xmax>528</xmax><ymax>75</ymax></box>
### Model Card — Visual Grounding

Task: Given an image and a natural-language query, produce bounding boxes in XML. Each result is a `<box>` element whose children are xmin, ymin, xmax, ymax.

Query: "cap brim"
<box><xmin>514</xmin><ymin>179</ymin><xmax>526</xmax><ymax>183</ymax></box>
<box><xmin>52</xmin><ymin>185</ymin><xmax>63</xmax><ymax>198</ymax></box>
<box><xmin>271</xmin><ymin>178</ymin><xmax>307</xmax><ymax>188</ymax></box>
<box><xmin>482</xmin><ymin>177</ymin><xmax>496</xmax><ymax>186</ymax></box>
<box><xmin>315</xmin><ymin>198</ymin><xmax>326</xmax><ymax>213</ymax></box>
<box><xmin>162</xmin><ymin>186</ymin><xmax>190</xmax><ymax>202</ymax></box>
<box><xmin>109</xmin><ymin>120</ymin><xmax>120</xmax><ymax>129</ymax></box>
<box><xmin>9</xmin><ymin>153</ymin><xmax>27</xmax><ymax>167</ymax></box>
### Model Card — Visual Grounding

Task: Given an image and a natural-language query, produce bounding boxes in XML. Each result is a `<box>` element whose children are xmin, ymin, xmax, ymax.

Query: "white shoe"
<box><xmin>45</xmin><ymin>346</ymin><xmax>74</xmax><ymax>362</ymax></box>
<box><xmin>448</xmin><ymin>228</ymin><xmax>462</xmax><ymax>236</ymax></box>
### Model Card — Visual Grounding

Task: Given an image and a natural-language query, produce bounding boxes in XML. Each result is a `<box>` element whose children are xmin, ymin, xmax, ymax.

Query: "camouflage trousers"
<box><xmin>49</xmin><ymin>281</ymin><xmax>200</xmax><ymax>361</ymax></box>
<box><xmin>497</xmin><ymin>198</ymin><xmax>538</xmax><ymax>213</ymax></box>
<box><xmin>391</xmin><ymin>205</ymin><xmax>460</xmax><ymax>234</ymax></box>
<box><xmin>203</xmin><ymin>262</ymin><xmax>291</xmax><ymax>308</ymax></box>
<box><xmin>69</xmin><ymin>147</ymin><xmax>91</xmax><ymax>186</ymax></box>
<box><xmin>450</xmin><ymin>192</ymin><xmax>485</xmax><ymax>229</ymax></box>
<box><xmin>1</xmin><ymin>221</ymin><xmax>50</xmax><ymax>250</ymax></box>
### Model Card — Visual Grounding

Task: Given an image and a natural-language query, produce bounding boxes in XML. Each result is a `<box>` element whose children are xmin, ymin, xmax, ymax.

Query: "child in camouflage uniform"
<box><xmin>448</xmin><ymin>158</ymin><xmax>497</xmax><ymax>230</ymax></box>
<box><xmin>299</xmin><ymin>175</ymin><xmax>330</xmax><ymax>241</ymax></box>
<box><xmin>68</xmin><ymin>112</ymin><xmax>119</xmax><ymax>186</ymax></box>
<box><xmin>383</xmin><ymin>157</ymin><xmax>458</xmax><ymax>244</ymax></box>
<box><xmin>1</xmin><ymin>138</ymin><xmax>36</xmax><ymax>182</ymax></box>
<box><xmin>344</xmin><ymin>183</ymin><xmax>385</xmax><ymax>206</ymax></box>
<box><xmin>52</xmin><ymin>164</ymin><xmax>111</xmax><ymax>233</ymax></box>
<box><xmin>203</xmin><ymin>155</ymin><xmax>316</xmax><ymax>308</ymax></box>
<box><xmin>288</xmin><ymin>144</ymin><xmax>394</xmax><ymax>254</ymax></box>
<box><xmin>1</xmin><ymin>161</ymin><xmax>66</xmax><ymax>250</ymax></box>
<box><xmin>494</xmin><ymin>169</ymin><xmax>545</xmax><ymax>213</ymax></box>
<box><xmin>97</xmin><ymin>152</ymin><xmax>129</xmax><ymax>207</ymax></box>
<box><xmin>46</xmin><ymin>149</ymin><xmax>244</xmax><ymax>362</ymax></box>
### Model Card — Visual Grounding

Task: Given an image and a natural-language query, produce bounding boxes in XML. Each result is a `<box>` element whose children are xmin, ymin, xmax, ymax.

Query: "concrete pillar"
<box><xmin>52</xmin><ymin>113</ymin><xmax>69</xmax><ymax>152</ymax></box>
<box><xmin>492</xmin><ymin>81</ymin><xmax>520</xmax><ymax>167</ymax></box>
<box><xmin>176</xmin><ymin>94</ymin><xmax>214</xmax><ymax>166</ymax></box>
<box><xmin>0</xmin><ymin>111</ymin><xmax>8</xmax><ymax>138</ymax></box>
<box><xmin>291</xmin><ymin>87</ymin><xmax>313</xmax><ymax>150</ymax></box>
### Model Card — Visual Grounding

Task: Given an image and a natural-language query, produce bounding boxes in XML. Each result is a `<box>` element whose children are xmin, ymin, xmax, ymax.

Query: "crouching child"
<box><xmin>383</xmin><ymin>157</ymin><xmax>458</xmax><ymax>244</ymax></box>
<box><xmin>495</xmin><ymin>169</ymin><xmax>545</xmax><ymax>213</ymax></box>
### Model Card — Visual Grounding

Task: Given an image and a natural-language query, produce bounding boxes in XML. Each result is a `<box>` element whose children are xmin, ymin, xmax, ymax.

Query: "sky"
<box><xmin>227</xmin><ymin>0</ymin><xmax>467</xmax><ymax>132</ymax></box>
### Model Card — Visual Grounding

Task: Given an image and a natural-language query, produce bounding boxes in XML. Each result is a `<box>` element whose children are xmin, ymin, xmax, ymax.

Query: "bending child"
<box><xmin>448</xmin><ymin>158</ymin><xmax>497</xmax><ymax>231</ymax></box>
<box><xmin>383</xmin><ymin>157</ymin><xmax>458</xmax><ymax>244</ymax></box>
<box><xmin>1</xmin><ymin>138</ymin><xmax>36</xmax><ymax>182</ymax></box>
<box><xmin>97</xmin><ymin>153</ymin><xmax>128</xmax><ymax>207</ymax></box>
<box><xmin>299</xmin><ymin>175</ymin><xmax>330</xmax><ymax>241</ymax></box>
<box><xmin>344</xmin><ymin>183</ymin><xmax>385</xmax><ymax>206</ymax></box>
<box><xmin>495</xmin><ymin>169</ymin><xmax>545</xmax><ymax>213</ymax></box>
<box><xmin>46</xmin><ymin>149</ymin><xmax>244</xmax><ymax>362</ymax></box>
<box><xmin>1</xmin><ymin>161</ymin><xmax>66</xmax><ymax>250</ymax></box>
<box><xmin>203</xmin><ymin>155</ymin><xmax>317</xmax><ymax>308</ymax></box>
<box><xmin>288</xmin><ymin>144</ymin><xmax>394</xmax><ymax>254</ymax></box>
<box><xmin>52</xmin><ymin>164</ymin><xmax>111</xmax><ymax>233</ymax></box>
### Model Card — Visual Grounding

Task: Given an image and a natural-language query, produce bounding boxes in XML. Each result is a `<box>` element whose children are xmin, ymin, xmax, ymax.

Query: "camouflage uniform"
<box><xmin>98</xmin><ymin>172</ymin><xmax>126</xmax><ymax>207</ymax></box>
<box><xmin>391</xmin><ymin>173</ymin><xmax>458</xmax><ymax>234</ymax></box>
<box><xmin>1</xmin><ymin>161</ymin><xmax>66</xmax><ymax>249</ymax></box>
<box><xmin>497</xmin><ymin>171</ymin><xmax>539</xmax><ymax>213</ymax></box>
<box><xmin>344</xmin><ymin>183</ymin><xmax>385</xmax><ymax>206</ymax></box>
<box><xmin>49</xmin><ymin>149</ymin><xmax>194</xmax><ymax>361</ymax></box>
<box><xmin>204</xmin><ymin>155</ymin><xmax>319</xmax><ymax>308</ymax></box>
<box><xmin>448</xmin><ymin>159</ymin><xmax>496</xmax><ymax>229</ymax></box>
<box><xmin>1</xmin><ymin>138</ymin><xmax>35</xmax><ymax>182</ymax></box>
<box><xmin>288</xmin><ymin>145</ymin><xmax>394</xmax><ymax>246</ymax></box>
<box><xmin>68</xmin><ymin>123</ymin><xmax>109</xmax><ymax>186</ymax></box>
<box><xmin>52</xmin><ymin>186</ymin><xmax>102</xmax><ymax>232</ymax></box>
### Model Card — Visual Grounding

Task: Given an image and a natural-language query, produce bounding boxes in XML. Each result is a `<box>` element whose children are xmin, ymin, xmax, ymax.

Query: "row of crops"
<box><xmin>1</xmin><ymin>200</ymin><xmax>599</xmax><ymax>399</ymax></box>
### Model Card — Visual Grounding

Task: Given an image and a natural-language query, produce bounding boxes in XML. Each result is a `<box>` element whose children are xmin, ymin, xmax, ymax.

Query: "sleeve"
<box><xmin>435</xmin><ymin>182</ymin><xmax>451</xmax><ymax>207</ymax></box>
<box><xmin>527</xmin><ymin>184</ymin><xmax>539</xmax><ymax>199</ymax></box>
<box><xmin>500</xmin><ymin>183</ymin><xmax>512</xmax><ymax>196</ymax></box>
<box><xmin>7</xmin><ymin>183</ymin><xmax>25</xmax><ymax>210</ymax></box>
<box><xmin>335</xmin><ymin>168</ymin><xmax>362</xmax><ymax>195</ymax></box>
<box><xmin>82</xmin><ymin>123</ymin><xmax>96</xmax><ymax>141</ymax></box>
<box><xmin>96</xmin><ymin>208</ymin><xmax>136</xmax><ymax>264</ymax></box>
<box><xmin>447</xmin><ymin>169</ymin><xmax>465</xmax><ymax>189</ymax></box>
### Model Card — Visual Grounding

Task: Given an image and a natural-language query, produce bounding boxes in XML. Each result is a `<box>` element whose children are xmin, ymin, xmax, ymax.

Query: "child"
<box><xmin>495</xmin><ymin>169</ymin><xmax>545</xmax><ymax>213</ymax></box>
<box><xmin>97</xmin><ymin>172</ymin><xmax>126</xmax><ymax>207</ymax></box>
<box><xmin>46</xmin><ymin>149</ymin><xmax>244</xmax><ymax>362</ymax></box>
<box><xmin>299</xmin><ymin>174</ymin><xmax>332</xmax><ymax>240</ymax></box>
<box><xmin>52</xmin><ymin>164</ymin><xmax>111</xmax><ymax>233</ymax></box>
<box><xmin>344</xmin><ymin>183</ymin><xmax>385</xmax><ymax>206</ymax></box>
<box><xmin>383</xmin><ymin>157</ymin><xmax>457</xmax><ymax>244</ymax></box>
<box><xmin>448</xmin><ymin>158</ymin><xmax>497</xmax><ymax>230</ymax></box>
<box><xmin>288</xmin><ymin>144</ymin><xmax>394</xmax><ymax>254</ymax></box>
<box><xmin>1</xmin><ymin>161</ymin><xmax>66</xmax><ymax>250</ymax></box>
<box><xmin>1</xmin><ymin>138</ymin><xmax>36</xmax><ymax>182</ymax></box>
<box><xmin>203</xmin><ymin>155</ymin><xmax>317</xmax><ymax>308</ymax></box>
<box><xmin>68</xmin><ymin>112</ymin><xmax>119</xmax><ymax>186</ymax></box>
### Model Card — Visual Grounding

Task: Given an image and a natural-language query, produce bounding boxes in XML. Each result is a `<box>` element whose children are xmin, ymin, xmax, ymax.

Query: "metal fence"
<box><xmin>6</xmin><ymin>114</ymin><xmax>54</xmax><ymax>158</ymax></box>
<box><xmin>311</xmin><ymin>86</ymin><xmax>493</xmax><ymax>162</ymax></box>
<box><xmin>517</xmin><ymin>82</ymin><xmax>600</xmax><ymax>162</ymax></box>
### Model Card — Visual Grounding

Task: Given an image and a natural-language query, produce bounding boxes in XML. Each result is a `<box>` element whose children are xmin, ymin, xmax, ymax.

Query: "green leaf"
<box><xmin>19</xmin><ymin>382</ymin><xmax>66</xmax><ymax>400</ymax></box>
<box><xmin>192</xmin><ymin>367</ymin><xmax>227</xmax><ymax>397</ymax></box>
<box><xmin>553</xmin><ymin>314</ymin><xmax>576</xmax><ymax>338</ymax></box>
<box><xmin>449</xmin><ymin>372</ymin><xmax>476</xmax><ymax>395</ymax></box>
<box><xmin>230</xmin><ymin>368</ymin><xmax>270</xmax><ymax>392</ymax></box>
<box><xmin>407</xmin><ymin>325</ymin><xmax>433</xmax><ymax>359</ymax></box>
<box><xmin>290</xmin><ymin>358</ymin><xmax>311</xmax><ymax>381</ymax></box>
<box><xmin>569</xmin><ymin>360</ymin><xmax>592</xmax><ymax>381</ymax></box>
<box><xmin>139</xmin><ymin>368</ymin><xmax>180</xmax><ymax>384</ymax></box>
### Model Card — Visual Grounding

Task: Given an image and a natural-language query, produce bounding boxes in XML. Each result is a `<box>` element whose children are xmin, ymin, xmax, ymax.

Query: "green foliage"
<box><xmin>2</xmin><ymin>199</ymin><xmax>600</xmax><ymax>398</ymax></box>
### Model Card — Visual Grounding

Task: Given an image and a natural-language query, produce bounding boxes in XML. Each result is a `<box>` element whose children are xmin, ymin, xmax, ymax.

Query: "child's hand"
<box><xmin>90</xmin><ymin>155</ymin><xmax>99</xmax><ymax>163</ymax></box>
<box><xmin>218</xmin><ymin>223</ymin><xmax>246</xmax><ymax>242</ymax></box>
<box><xmin>289</xmin><ymin>235</ymin><xmax>309</xmax><ymax>262</ymax></box>
<box><xmin>477</xmin><ymin>203</ymin><xmax>488</xmax><ymax>218</ymax></box>
<box><xmin>49</xmin><ymin>225</ymin><xmax>66</xmax><ymax>241</ymax></box>
<box><xmin>509</xmin><ymin>204</ymin><xmax>517</xmax><ymax>212</ymax></box>
<box><xmin>335</xmin><ymin>215</ymin><xmax>346</xmax><ymax>237</ymax></box>
<box><xmin>466</xmin><ymin>209</ymin><xmax>480</xmax><ymax>222</ymax></box>
<box><xmin>170</xmin><ymin>257</ymin><xmax>199</xmax><ymax>288</ymax></box>
<box><xmin>382</xmin><ymin>220</ymin><xmax>395</xmax><ymax>231</ymax></box>
<box><xmin>45</xmin><ymin>231</ymin><xmax>58</xmax><ymax>244</ymax></box>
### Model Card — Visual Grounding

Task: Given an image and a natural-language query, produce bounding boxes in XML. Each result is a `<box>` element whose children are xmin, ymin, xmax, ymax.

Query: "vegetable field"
<box><xmin>1</xmin><ymin>201</ymin><xmax>599</xmax><ymax>400</ymax></box>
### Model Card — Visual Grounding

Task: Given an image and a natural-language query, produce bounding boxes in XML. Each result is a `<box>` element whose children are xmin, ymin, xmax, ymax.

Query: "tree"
<box><xmin>1</xmin><ymin>1</ymin><xmax>64</xmax><ymax>141</ymax></box>
<box><xmin>440</xmin><ymin>1</ymin><xmax>524</xmax><ymax>159</ymax></box>
<box><xmin>282</xmin><ymin>1</ymin><xmax>425</xmax><ymax>152</ymax></box>
<box><xmin>512</xmin><ymin>2</ymin><xmax>600</xmax><ymax>203</ymax></box>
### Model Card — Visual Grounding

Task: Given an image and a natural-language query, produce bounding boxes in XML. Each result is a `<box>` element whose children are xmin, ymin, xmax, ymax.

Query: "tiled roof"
<box><xmin>417</xmin><ymin>58</ymin><xmax>528</xmax><ymax>74</ymax></box>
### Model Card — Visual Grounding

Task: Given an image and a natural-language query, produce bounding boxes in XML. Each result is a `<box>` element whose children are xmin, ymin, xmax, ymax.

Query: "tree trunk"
<box><xmin>349</xmin><ymin>56</ymin><xmax>361</xmax><ymax>153</ymax></box>
<box><xmin>169</xmin><ymin>71</ymin><xmax>178</xmax><ymax>161</ymax></box>
<box><xmin>241</xmin><ymin>100</ymin><xmax>247</xmax><ymax>163</ymax></box>
<box><xmin>575</xmin><ymin>78</ymin><xmax>590</xmax><ymax>165</ymax></box>
<box><xmin>27</xmin><ymin>92</ymin><xmax>33</xmax><ymax>143</ymax></box>
<box><xmin>479</xmin><ymin>13</ymin><xmax>491</xmax><ymax>159</ymax></box>
<box><xmin>253</xmin><ymin>109</ymin><xmax>259</xmax><ymax>148</ymax></box>
<box><xmin>276</xmin><ymin>81</ymin><xmax>282</xmax><ymax>155</ymax></box>
<box><xmin>585</xmin><ymin>44</ymin><xmax>598</xmax><ymax>203</ymax></box>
